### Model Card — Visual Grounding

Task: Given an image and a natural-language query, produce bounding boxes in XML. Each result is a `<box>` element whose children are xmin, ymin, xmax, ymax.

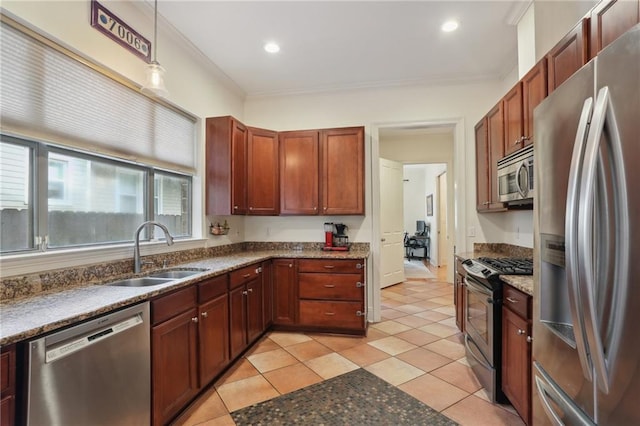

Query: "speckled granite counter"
<box><xmin>0</xmin><ymin>247</ymin><xmax>369</xmax><ymax>346</ymax></box>
<box><xmin>455</xmin><ymin>243</ymin><xmax>533</xmax><ymax>297</ymax></box>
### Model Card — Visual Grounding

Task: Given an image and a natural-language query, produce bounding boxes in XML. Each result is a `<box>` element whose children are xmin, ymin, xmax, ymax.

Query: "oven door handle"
<box><xmin>464</xmin><ymin>334</ymin><xmax>492</xmax><ymax>370</ymax></box>
<box><xmin>464</xmin><ymin>277</ymin><xmax>492</xmax><ymax>298</ymax></box>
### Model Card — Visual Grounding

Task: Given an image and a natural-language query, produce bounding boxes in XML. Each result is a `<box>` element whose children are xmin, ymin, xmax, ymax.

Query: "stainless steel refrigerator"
<box><xmin>532</xmin><ymin>24</ymin><xmax>640</xmax><ymax>425</ymax></box>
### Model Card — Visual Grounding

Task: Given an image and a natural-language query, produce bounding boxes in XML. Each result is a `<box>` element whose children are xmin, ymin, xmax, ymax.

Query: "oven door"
<box><xmin>464</xmin><ymin>276</ymin><xmax>495</xmax><ymax>362</ymax></box>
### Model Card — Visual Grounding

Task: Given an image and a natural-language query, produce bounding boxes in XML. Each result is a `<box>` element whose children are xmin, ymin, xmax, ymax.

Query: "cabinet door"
<box><xmin>279</xmin><ymin>130</ymin><xmax>319</xmax><ymax>215</ymax></box>
<box><xmin>198</xmin><ymin>293</ymin><xmax>229</xmax><ymax>386</ymax></box>
<box><xmin>205</xmin><ymin>116</ymin><xmax>247</xmax><ymax>215</ymax></box>
<box><xmin>486</xmin><ymin>103</ymin><xmax>507</xmax><ymax>211</ymax></box>
<box><xmin>246</xmin><ymin>276</ymin><xmax>264</xmax><ymax>343</ymax></box>
<box><xmin>152</xmin><ymin>308</ymin><xmax>199</xmax><ymax>426</ymax></box>
<box><xmin>502</xmin><ymin>307</ymin><xmax>531</xmax><ymax>425</ymax></box>
<box><xmin>247</xmin><ymin>127</ymin><xmax>279</xmax><ymax>215</ymax></box>
<box><xmin>320</xmin><ymin>127</ymin><xmax>365</xmax><ymax>215</ymax></box>
<box><xmin>522</xmin><ymin>59</ymin><xmax>548</xmax><ymax>145</ymax></box>
<box><xmin>0</xmin><ymin>346</ymin><xmax>15</xmax><ymax>426</ymax></box>
<box><xmin>231</xmin><ymin>120</ymin><xmax>248</xmax><ymax>215</ymax></box>
<box><xmin>475</xmin><ymin>118</ymin><xmax>490</xmax><ymax>211</ymax></box>
<box><xmin>503</xmin><ymin>82</ymin><xmax>524</xmax><ymax>156</ymax></box>
<box><xmin>590</xmin><ymin>0</ymin><xmax>640</xmax><ymax>58</ymax></box>
<box><xmin>229</xmin><ymin>285</ymin><xmax>247</xmax><ymax>360</ymax></box>
<box><xmin>262</xmin><ymin>261</ymin><xmax>273</xmax><ymax>328</ymax></box>
<box><xmin>272</xmin><ymin>259</ymin><xmax>298</xmax><ymax>325</ymax></box>
<box><xmin>547</xmin><ymin>18</ymin><xmax>589</xmax><ymax>94</ymax></box>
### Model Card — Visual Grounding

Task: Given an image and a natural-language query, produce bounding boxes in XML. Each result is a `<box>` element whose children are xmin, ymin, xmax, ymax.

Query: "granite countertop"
<box><xmin>455</xmin><ymin>248</ymin><xmax>534</xmax><ymax>297</ymax></box>
<box><xmin>0</xmin><ymin>248</ymin><xmax>369</xmax><ymax>346</ymax></box>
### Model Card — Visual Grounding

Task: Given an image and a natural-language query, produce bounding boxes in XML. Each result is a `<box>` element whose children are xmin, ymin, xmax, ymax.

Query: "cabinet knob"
<box><xmin>289</xmin><ymin>263</ymin><xmax>293</xmax><ymax>268</ymax></box>
<box><xmin>483</xmin><ymin>201</ymin><xmax>490</xmax><ymax>205</ymax></box>
<box><xmin>249</xmin><ymin>207</ymin><xmax>253</xmax><ymax>210</ymax></box>
<box><xmin>256</xmin><ymin>267</ymin><xmax>262</xmax><ymax>273</ymax></box>
<box><xmin>242</xmin><ymin>290</ymin><xmax>248</xmax><ymax>296</ymax></box>
<box><xmin>356</xmin><ymin>263</ymin><xmax>363</xmax><ymax>269</ymax></box>
<box><xmin>248</xmin><ymin>287</ymin><xmax>253</xmax><ymax>293</ymax></box>
<box><xmin>323</xmin><ymin>207</ymin><xmax>327</xmax><ymax>211</ymax></box>
<box><xmin>191</xmin><ymin>316</ymin><xmax>199</xmax><ymax>323</ymax></box>
<box><xmin>201</xmin><ymin>311</ymin><xmax>208</xmax><ymax>318</ymax></box>
<box><xmin>314</xmin><ymin>206</ymin><xmax>317</xmax><ymax>211</ymax></box>
<box><xmin>517</xmin><ymin>329</ymin><xmax>526</xmax><ymax>335</ymax></box>
<box><xmin>527</xmin><ymin>336</ymin><xmax>533</xmax><ymax>343</ymax></box>
<box><xmin>356</xmin><ymin>282</ymin><xmax>364</xmax><ymax>288</ymax></box>
<box><xmin>234</xmin><ymin>205</ymin><xmax>238</xmax><ymax>209</ymax></box>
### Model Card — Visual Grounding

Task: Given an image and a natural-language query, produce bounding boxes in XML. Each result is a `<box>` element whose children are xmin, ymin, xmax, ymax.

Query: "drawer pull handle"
<box><xmin>243</xmin><ymin>273</ymin><xmax>252</xmax><ymax>278</ymax></box>
<box><xmin>324</xmin><ymin>265</ymin><xmax>335</xmax><ymax>269</ymax></box>
<box><xmin>506</xmin><ymin>297</ymin><xmax>518</xmax><ymax>304</ymax></box>
<box><xmin>324</xmin><ymin>312</ymin><xmax>335</xmax><ymax>316</ymax></box>
<box><xmin>324</xmin><ymin>284</ymin><xmax>336</xmax><ymax>288</ymax></box>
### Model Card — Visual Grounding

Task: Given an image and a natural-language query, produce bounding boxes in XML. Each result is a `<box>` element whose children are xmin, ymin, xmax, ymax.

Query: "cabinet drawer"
<box><xmin>503</xmin><ymin>285</ymin><xmax>531</xmax><ymax>319</ymax></box>
<box><xmin>152</xmin><ymin>286</ymin><xmax>197</xmax><ymax>325</ymax></box>
<box><xmin>298</xmin><ymin>259</ymin><xmax>364</xmax><ymax>274</ymax></box>
<box><xmin>299</xmin><ymin>273</ymin><xmax>363</xmax><ymax>300</ymax></box>
<box><xmin>299</xmin><ymin>300</ymin><xmax>364</xmax><ymax>329</ymax></box>
<box><xmin>229</xmin><ymin>264</ymin><xmax>260</xmax><ymax>289</ymax></box>
<box><xmin>198</xmin><ymin>274</ymin><xmax>228</xmax><ymax>303</ymax></box>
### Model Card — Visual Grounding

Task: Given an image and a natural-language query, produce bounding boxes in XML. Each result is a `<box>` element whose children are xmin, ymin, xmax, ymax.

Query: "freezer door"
<box><xmin>533</xmin><ymin>59</ymin><xmax>596</xmax><ymax>424</ymax></box>
<box><xmin>590</xmin><ymin>24</ymin><xmax>640</xmax><ymax>425</ymax></box>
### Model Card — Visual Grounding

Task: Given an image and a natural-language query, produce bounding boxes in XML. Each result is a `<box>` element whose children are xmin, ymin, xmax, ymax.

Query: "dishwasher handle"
<box><xmin>44</xmin><ymin>312</ymin><xmax>144</xmax><ymax>363</ymax></box>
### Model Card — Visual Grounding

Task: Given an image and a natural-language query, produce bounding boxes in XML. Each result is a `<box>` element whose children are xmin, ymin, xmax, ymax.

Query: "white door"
<box><xmin>379</xmin><ymin>158</ymin><xmax>405</xmax><ymax>288</ymax></box>
<box><xmin>437</xmin><ymin>171</ymin><xmax>448</xmax><ymax>267</ymax></box>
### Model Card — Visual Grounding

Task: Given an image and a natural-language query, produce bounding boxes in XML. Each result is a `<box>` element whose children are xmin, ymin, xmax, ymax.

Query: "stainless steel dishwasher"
<box><xmin>26</xmin><ymin>302</ymin><xmax>150</xmax><ymax>426</ymax></box>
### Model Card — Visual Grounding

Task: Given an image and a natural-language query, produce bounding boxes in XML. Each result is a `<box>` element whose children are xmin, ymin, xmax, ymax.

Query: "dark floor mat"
<box><xmin>231</xmin><ymin>368</ymin><xmax>458</xmax><ymax>425</ymax></box>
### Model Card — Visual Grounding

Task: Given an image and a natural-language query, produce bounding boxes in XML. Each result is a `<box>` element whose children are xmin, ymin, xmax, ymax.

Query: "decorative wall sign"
<box><xmin>426</xmin><ymin>194</ymin><xmax>433</xmax><ymax>216</ymax></box>
<box><xmin>91</xmin><ymin>0</ymin><xmax>151</xmax><ymax>63</ymax></box>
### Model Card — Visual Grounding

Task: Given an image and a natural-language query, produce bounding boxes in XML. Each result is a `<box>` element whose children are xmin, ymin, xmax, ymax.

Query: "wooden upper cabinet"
<box><xmin>247</xmin><ymin>127</ymin><xmax>279</xmax><ymax>215</ymax></box>
<box><xmin>521</xmin><ymin>59</ymin><xmax>548</xmax><ymax>146</ymax></box>
<box><xmin>279</xmin><ymin>130</ymin><xmax>320</xmax><ymax>215</ymax></box>
<box><xmin>503</xmin><ymin>82</ymin><xmax>524</xmax><ymax>156</ymax></box>
<box><xmin>475</xmin><ymin>118</ymin><xmax>490</xmax><ymax>211</ymax></box>
<box><xmin>547</xmin><ymin>18</ymin><xmax>589</xmax><ymax>94</ymax></box>
<box><xmin>320</xmin><ymin>127</ymin><xmax>365</xmax><ymax>215</ymax></box>
<box><xmin>590</xmin><ymin>0</ymin><xmax>640</xmax><ymax>58</ymax></box>
<box><xmin>205</xmin><ymin>116</ymin><xmax>247</xmax><ymax>215</ymax></box>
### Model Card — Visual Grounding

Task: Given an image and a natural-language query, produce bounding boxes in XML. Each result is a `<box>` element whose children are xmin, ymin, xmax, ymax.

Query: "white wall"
<box><xmin>518</xmin><ymin>4</ymin><xmax>537</xmax><ymax>78</ymax></box>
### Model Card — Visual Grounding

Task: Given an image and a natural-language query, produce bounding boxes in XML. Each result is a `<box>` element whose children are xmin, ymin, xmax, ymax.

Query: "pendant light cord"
<box><xmin>153</xmin><ymin>0</ymin><xmax>158</xmax><ymax>63</ymax></box>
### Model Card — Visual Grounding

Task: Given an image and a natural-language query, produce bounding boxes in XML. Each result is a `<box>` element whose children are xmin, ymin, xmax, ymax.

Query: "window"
<box><xmin>0</xmin><ymin>136</ymin><xmax>192</xmax><ymax>254</ymax></box>
<box><xmin>0</xmin><ymin>139</ymin><xmax>35</xmax><ymax>252</ymax></box>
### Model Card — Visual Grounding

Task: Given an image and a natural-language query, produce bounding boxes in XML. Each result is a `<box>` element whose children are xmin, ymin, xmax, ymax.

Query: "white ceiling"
<box><xmin>156</xmin><ymin>1</ymin><xmax>530</xmax><ymax>98</ymax></box>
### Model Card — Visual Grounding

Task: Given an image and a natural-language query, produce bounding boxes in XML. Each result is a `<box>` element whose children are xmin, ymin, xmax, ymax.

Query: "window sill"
<box><xmin>0</xmin><ymin>238</ymin><xmax>208</xmax><ymax>278</ymax></box>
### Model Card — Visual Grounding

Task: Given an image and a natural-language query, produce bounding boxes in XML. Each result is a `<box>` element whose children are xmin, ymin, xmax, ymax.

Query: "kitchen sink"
<box><xmin>107</xmin><ymin>277</ymin><xmax>174</xmax><ymax>287</ymax></box>
<box><xmin>148</xmin><ymin>269</ymin><xmax>204</xmax><ymax>279</ymax></box>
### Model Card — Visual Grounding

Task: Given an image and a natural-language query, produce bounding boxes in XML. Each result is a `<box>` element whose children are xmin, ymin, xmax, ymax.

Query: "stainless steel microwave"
<box><xmin>497</xmin><ymin>145</ymin><xmax>533</xmax><ymax>204</ymax></box>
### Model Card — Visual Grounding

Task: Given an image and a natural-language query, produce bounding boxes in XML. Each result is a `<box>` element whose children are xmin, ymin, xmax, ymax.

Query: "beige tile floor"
<box><xmin>172</xmin><ymin>264</ymin><xmax>525</xmax><ymax>426</ymax></box>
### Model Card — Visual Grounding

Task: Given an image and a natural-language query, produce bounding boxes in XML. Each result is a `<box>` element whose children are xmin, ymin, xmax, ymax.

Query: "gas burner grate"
<box><xmin>477</xmin><ymin>257</ymin><xmax>533</xmax><ymax>275</ymax></box>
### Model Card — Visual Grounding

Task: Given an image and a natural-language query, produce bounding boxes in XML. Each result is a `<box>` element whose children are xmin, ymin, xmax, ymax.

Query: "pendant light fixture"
<box><xmin>142</xmin><ymin>0</ymin><xmax>168</xmax><ymax>97</ymax></box>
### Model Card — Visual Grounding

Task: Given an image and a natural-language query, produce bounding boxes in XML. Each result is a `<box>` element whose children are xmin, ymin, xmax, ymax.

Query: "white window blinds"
<box><xmin>0</xmin><ymin>18</ymin><xmax>197</xmax><ymax>174</ymax></box>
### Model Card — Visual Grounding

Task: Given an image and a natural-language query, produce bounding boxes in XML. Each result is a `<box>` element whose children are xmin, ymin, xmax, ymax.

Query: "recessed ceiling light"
<box><xmin>264</xmin><ymin>42</ymin><xmax>280</xmax><ymax>53</ymax></box>
<box><xmin>441</xmin><ymin>20</ymin><xmax>459</xmax><ymax>33</ymax></box>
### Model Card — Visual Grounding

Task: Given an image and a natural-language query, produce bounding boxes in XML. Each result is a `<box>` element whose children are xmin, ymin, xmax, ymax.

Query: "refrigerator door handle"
<box><xmin>534</xmin><ymin>362</ymin><xmax>596</xmax><ymax>426</ymax></box>
<box><xmin>565</xmin><ymin>97</ymin><xmax>594</xmax><ymax>381</ymax></box>
<box><xmin>577</xmin><ymin>86</ymin><xmax>630</xmax><ymax>395</ymax></box>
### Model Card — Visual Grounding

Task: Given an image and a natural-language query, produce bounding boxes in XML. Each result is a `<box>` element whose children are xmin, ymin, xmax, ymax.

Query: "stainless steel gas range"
<box><xmin>461</xmin><ymin>257</ymin><xmax>533</xmax><ymax>403</ymax></box>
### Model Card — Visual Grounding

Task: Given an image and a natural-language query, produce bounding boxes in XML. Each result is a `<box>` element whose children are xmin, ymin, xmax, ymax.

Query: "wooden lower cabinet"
<box><xmin>197</xmin><ymin>276</ymin><xmax>230</xmax><ymax>386</ymax></box>
<box><xmin>229</xmin><ymin>263</ymin><xmax>265</xmax><ymax>359</ymax></box>
<box><xmin>152</xmin><ymin>299</ymin><xmax>199</xmax><ymax>426</ymax></box>
<box><xmin>0</xmin><ymin>345</ymin><xmax>15</xmax><ymax>426</ymax></box>
<box><xmin>273</xmin><ymin>259</ymin><xmax>298</xmax><ymax>325</ymax></box>
<box><xmin>501</xmin><ymin>285</ymin><xmax>532</xmax><ymax>425</ymax></box>
<box><xmin>297</xmin><ymin>259</ymin><xmax>366</xmax><ymax>334</ymax></box>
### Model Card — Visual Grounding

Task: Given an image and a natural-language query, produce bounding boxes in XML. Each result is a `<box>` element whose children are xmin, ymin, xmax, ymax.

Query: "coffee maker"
<box><xmin>322</xmin><ymin>222</ymin><xmax>350</xmax><ymax>251</ymax></box>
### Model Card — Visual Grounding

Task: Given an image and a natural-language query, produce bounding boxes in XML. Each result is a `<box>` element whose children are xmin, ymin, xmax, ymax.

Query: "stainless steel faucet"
<box><xmin>133</xmin><ymin>221</ymin><xmax>174</xmax><ymax>273</ymax></box>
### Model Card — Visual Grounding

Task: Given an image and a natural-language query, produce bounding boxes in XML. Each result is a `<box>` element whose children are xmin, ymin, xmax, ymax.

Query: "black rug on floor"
<box><xmin>231</xmin><ymin>368</ymin><xmax>458</xmax><ymax>425</ymax></box>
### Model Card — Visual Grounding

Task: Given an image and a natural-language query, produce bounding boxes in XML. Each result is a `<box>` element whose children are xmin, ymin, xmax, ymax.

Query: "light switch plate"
<box><xmin>467</xmin><ymin>226</ymin><xmax>476</xmax><ymax>237</ymax></box>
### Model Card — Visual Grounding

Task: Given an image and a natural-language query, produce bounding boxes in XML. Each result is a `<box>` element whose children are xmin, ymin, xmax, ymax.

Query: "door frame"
<box><xmin>436</xmin><ymin>170</ymin><xmax>448</xmax><ymax>268</ymax></box>
<box><xmin>369</xmin><ymin>118</ymin><xmax>466</xmax><ymax>322</ymax></box>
